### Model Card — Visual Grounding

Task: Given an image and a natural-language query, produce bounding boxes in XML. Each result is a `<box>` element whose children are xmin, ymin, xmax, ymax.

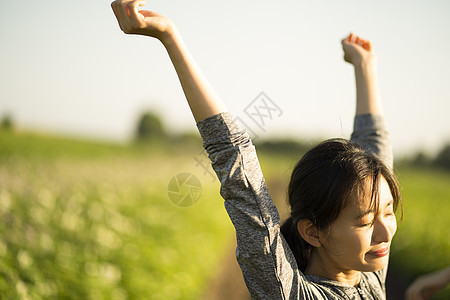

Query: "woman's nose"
<box><xmin>373</xmin><ymin>216</ymin><xmax>396</xmax><ymax>243</ymax></box>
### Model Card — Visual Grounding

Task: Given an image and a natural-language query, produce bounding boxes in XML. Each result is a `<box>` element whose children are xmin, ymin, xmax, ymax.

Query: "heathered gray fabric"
<box><xmin>197</xmin><ymin>112</ymin><xmax>393</xmax><ymax>300</ymax></box>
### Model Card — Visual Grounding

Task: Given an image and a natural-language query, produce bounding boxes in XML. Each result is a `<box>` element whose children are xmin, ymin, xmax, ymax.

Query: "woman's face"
<box><xmin>317</xmin><ymin>176</ymin><xmax>397</xmax><ymax>275</ymax></box>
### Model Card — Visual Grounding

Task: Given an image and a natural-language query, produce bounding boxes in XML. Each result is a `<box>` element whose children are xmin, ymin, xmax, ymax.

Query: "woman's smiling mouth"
<box><xmin>367</xmin><ymin>246</ymin><xmax>390</xmax><ymax>258</ymax></box>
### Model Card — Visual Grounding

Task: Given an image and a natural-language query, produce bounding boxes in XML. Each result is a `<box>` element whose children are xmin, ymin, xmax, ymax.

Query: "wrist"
<box><xmin>159</xmin><ymin>24</ymin><xmax>180</xmax><ymax>48</ymax></box>
<box><xmin>354</xmin><ymin>54</ymin><xmax>377</xmax><ymax>71</ymax></box>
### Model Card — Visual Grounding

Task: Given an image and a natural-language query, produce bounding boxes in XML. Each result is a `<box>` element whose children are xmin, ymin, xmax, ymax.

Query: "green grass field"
<box><xmin>0</xmin><ymin>129</ymin><xmax>233</xmax><ymax>299</ymax></box>
<box><xmin>390</xmin><ymin>166</ymin><xmax>450</xmax><ymax>298</ymax></box>
<box><xmin>1</xmin><ymin>129</ymin><xmax>449</xmax><ymax>299</ymax></box>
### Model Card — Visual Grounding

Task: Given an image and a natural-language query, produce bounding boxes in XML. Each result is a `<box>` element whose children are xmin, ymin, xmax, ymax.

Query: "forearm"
<box><xmin>354</xmin><ymin>57</ymin><xmax>382</xmax><ymax>116</ymax></box>
<box><xmin>351</xmin><ymin>58</ymin><xmax>393</xmax><ymax>168</ymax></box>
<box><xmin>161</xmin><ymin>28</ymin><xmax>227</xmax><ymax>122</ymax></box>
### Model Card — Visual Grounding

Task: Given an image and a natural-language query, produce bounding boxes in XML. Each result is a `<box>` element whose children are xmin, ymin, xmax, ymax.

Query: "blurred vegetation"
<box><xmin>390</xmin><ymin>166</ymin><xmax>450</xmax><ymax>299</ymax></box>
<box><xmin>0</xmin><ymin>125</ymin><xmax>449</xmax><ymax>299</ymax></box>
<box><xmin>435</xmin><ymin>144</ymin><xmax>450</xmax><ymax>170</ymax></box>
<box><xmin>0</xmin><ymin>128</ymin><xmax>230</xmax><ymax>299</ymax></box>
<box><xmin>254</xmin><ymin>138</ymin><xmax>313</xmax><ymax>157</ymax></box>
<box><xmin>134</xmin><ymin>110</ymin><xmax>202</xmax><ymax>147</ymax></box>
<box><xmin>1</xmin><ymin>113</ymin><xmax>14</xmax><ymax>131</ymax></box>
<box><xmin>400</xmin><ymin>143</ymin><xmax>450</xmax><ymax>172</ymax></box>
<box><xmin>135</xmin><ymin>111</ymin><xmax>166</xmax><ymax>142</ymax></box>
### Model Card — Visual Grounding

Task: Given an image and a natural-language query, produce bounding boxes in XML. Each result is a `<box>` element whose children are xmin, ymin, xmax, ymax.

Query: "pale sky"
<box><xmin>1</xmin><ymin>0</ymin><xmax>449</xmax><ymax>156</ymax></box>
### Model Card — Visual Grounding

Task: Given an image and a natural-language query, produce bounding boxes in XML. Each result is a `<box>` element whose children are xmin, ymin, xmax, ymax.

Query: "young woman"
<box><xmin>111</xmin><ymin>1</ymin><xmax>402</xmax><ymax>299</ymax></box>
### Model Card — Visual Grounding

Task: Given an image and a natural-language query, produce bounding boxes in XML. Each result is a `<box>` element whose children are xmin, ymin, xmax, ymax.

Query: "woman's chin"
<box><xmin>361</xmin><ymin>256</ymin><xmax>389</xmax><ymax>272</ymax></box>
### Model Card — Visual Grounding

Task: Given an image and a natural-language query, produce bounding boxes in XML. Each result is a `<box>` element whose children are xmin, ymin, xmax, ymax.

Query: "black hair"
<box><xmin>280</xmin><ymin>138</ymin><xmax>402</xmax><ymax>272</ymax></box>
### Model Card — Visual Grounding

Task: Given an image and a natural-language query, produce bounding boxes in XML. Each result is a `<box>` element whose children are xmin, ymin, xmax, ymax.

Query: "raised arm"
<box><xmin>111</xmin><ymin>2</ymin><xmax>305</xmax><ymax>297</ymax></box>
<box><xmin>111</xmin><ymin>0</ymin><xmax>227</xmax><ymax>122</ymax></box>
<box><xmin>342</xmin><ymin>33</ymin><xmax>382</xmax><ymax>116</ymax></box>
<box><xmin>343</xmin><ymin>33</ymin><xmax>393</xmax><ymax>169</ymax></box>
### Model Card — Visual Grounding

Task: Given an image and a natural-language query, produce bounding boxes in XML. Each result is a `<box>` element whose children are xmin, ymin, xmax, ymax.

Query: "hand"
<box><xmin>406</xmin><ymin>267</ymin><xmax>450</xmax><ymax>300</ymax></box>
<box><xmin>341</xmin><ymin>33</ymin><xmax>374</xmax><ymax>66</ymax></box>
<box><xmin>111</xmin><ymin>0</ymin><xmax>175</xmax><ymax>42</ymax></box>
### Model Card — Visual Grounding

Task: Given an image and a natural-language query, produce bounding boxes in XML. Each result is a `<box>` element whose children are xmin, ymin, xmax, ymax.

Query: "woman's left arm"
<box><xmin>343</xmin><ymin>33</ymin><xmax>393</xmax><ymax>169</ymax></box>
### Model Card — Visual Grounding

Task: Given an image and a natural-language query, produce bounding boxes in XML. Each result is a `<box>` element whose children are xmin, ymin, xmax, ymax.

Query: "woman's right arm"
<box><xmin>197</xmin><ymin>113</ymin><xmax>311</xmax><ymax>299</ymax></box>
<box><xmin>111</xmin><ymin>2</ymin><xmax>310</xmax><ymax>298</ymax></box>
<box><xmin>111</xmin><ymin>0</ymin><xmax>227</xmax><ymax>123</ymax></box>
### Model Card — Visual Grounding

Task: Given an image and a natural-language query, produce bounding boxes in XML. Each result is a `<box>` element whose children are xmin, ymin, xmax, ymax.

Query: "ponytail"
<box><xmin>280</xmin><ymin>216</ymin><xmax>312</xmax><ymax>272</ymax></box>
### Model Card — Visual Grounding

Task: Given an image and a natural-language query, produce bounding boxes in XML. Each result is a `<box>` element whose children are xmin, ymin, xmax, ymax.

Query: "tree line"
<box><xmin>2</xmin><ymin>111</ymin><xmax>449</xmax><ymax>171</ymax></box>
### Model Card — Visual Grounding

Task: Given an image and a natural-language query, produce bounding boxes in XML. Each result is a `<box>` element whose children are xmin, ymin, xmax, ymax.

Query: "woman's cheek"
<box><xmin>348</xmin><ymin>227</ymin><xmax>371</xmax><ymax>254</ymax></box>
<box><xmin>362</xmin><ymin>227</ymin><xmax>374</xmax><ymax>248</ymax></box>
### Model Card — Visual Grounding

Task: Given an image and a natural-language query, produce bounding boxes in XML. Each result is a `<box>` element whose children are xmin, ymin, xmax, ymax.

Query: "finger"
<box><xmin>140</xmin><ymin>10</ymin><xmax>162</xmax><ymax>17</ymax></box>
<box><xmin>342</xmin><ymin>33</ymin><xmax>353</xmax><ymax>46</ymax></box>
<box><xmin>111</xmin><ymin>1</ymin><xmax>126</xmax><ymax>21</ymax></box>
<box><xmin>114</xmin><ymin>0</ymin><xmax>138</xmax><ymax>33</ymax></box>
<box><xmin>362</xmin><ymin>40</ymin><xmax>372</xmax><ymax>51</ymax></box>
<box><xmin>111</xmin><ymin>1</ymin><xmax>120</xmax><ymax>20</ymax></box>
<box><xmin>347</xmin><ymin>32</ymin><xmax>354</xmax><ymax>42</ymax></box>
<box><xmin>129</xmin><ymin>0</ymin><xmax>146</xmax><ymax>21</ymax></box>
<box><xmin>111</xmin><ymin>1</ymin><xmax>129</xmax><ymax>32</ymax></box>
<box><xmin>117</xmin><ymin>0</ymin><xmax>134</xmax><ymax>20</ymax></box>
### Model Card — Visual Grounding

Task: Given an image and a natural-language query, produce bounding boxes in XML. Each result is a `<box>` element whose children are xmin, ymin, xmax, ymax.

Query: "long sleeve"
<box><xmin>196</xmin><ymin>112</ymin><xmax>316</xmax><ymax>299</ymax></box>
<box><xmin>351</xmin><ymin>114</ymin><xmax>393</xmax><ymax>170</ymax></box>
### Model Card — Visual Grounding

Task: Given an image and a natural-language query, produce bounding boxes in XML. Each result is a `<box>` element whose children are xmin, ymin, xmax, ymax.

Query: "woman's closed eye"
<box><xmin>360</xmin><ymin>220</ymin><xmax>374</xmax><ymax>227</ymax></box>
<box><xmin>357</xmin><ymin>215</ymin><xmax>375</xmax><ymax>227</ymax></box>
<box><xmin>355</xmin><ymin>210</ymin><xmax>375</xmax><ymax>227</ymax></box>
<box><xmin>384</xmin><ymin>210</ymin><xmax>396</xmax><ymax>220</ymax></box>
<box><xmin>358</xmin><ymin>210</ymin><xmax>395</xmax><ymax>227</ymax></box>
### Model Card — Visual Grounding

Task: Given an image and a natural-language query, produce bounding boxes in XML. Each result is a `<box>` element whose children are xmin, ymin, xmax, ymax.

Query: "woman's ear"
<box><xmin>297</xmin><ymin>219</ymin><xmax>322</xmax><ymax>248</ymax></box>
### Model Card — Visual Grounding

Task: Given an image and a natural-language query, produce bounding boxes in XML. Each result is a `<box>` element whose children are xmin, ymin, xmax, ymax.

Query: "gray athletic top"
<box><xmin>197</xmin><ymin>112</ymin><xmax>393</xmax><ymax>300</ymax></box>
